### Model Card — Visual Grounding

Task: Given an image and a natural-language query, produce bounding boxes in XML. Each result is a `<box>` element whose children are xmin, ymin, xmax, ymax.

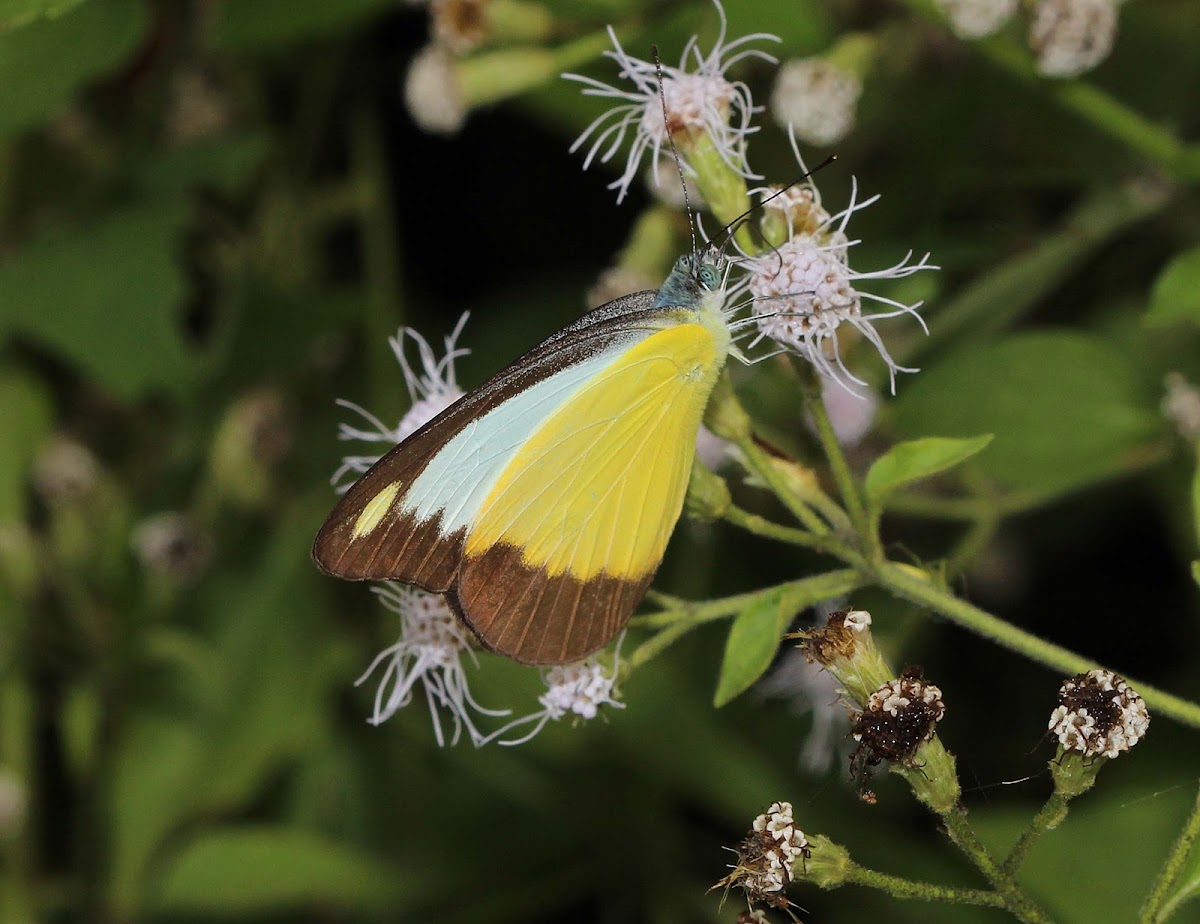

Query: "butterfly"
<box><xmin>312</xmin><ymin>249</ymin><xmax>736</xmax><ymax>665</ymax></box>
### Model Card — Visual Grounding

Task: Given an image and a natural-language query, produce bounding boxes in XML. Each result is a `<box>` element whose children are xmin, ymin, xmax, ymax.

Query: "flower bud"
<box><xmin>685</xmin><ymin>456</ymin><xmax>731</xmax><ymax>522</ymax></box>
<box><xmin>1029</xmin><ymin>0</ymin><xmax>1119</xmax><ymax>79</ymax></box>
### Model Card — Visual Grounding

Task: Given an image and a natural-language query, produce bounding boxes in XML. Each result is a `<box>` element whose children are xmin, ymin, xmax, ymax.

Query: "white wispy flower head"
<box><xmin>770</xmin><ymin>56</ymin><xmax>861</xmax><ymax>147</ymax></box>
<box><xmin>758</xmin><ymin>648</ymin><xmax>847</xmax><ymax>773</ymax></box>
<box><xmin>738</xmin><ymin>176</ymin><xmax>934</xmax><ymax>392</ymax></box>
<box><xmin>734</xmin><ymin>132</ymin><xmax>935</xmax><ymax>393</ymax></box>
<box><xmin>487</xmin><ymin>649</ymin><xmax>624</xmax><ymax>745</ymax></box>
<box><xmin>935</xmin><ymin>0</ymin><xmax>1019</xmax><ymax>40</ymax></box>
<box><xmin>332</xmin><ymin>313</ymin><xmax>469</xmax><ymax>491</ymax></box>
<box><xmin>1029</xmin><ymin>0</ymin><xmax>1119</xmax><ymax>78</ymax></box>
<box><xmin>357</xmin><ymin>584</ymin><xmax>508</xmax><ymax>745</ymax></box>
<box><xmin>564</xmin><ymin>0</ymin><xmax>778</xmax><ymax>203</ymax></box>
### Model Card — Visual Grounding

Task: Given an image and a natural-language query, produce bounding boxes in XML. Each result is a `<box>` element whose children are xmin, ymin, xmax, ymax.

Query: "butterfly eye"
<box><xmin>699</xmin><ymin>264</ymin><xmax>719</xmax><ymax>290</ymax></box>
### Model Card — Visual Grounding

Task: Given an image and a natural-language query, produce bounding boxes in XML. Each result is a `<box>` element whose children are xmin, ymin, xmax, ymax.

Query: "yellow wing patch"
<box><xmin>351</xmin><ymin>481</ymin><xmax>401</xmax><ymax>539</ymax></box>
<box><xmin>464</xmin><ymin>323</ymin><xmax>721</xmax><ymax>580</ymax></box>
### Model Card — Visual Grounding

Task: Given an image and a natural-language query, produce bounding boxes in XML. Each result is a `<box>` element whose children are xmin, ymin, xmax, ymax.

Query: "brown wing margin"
<box><xmin>452</xmin><ymin>541</ymin><xmax>653</xmax><ymax>665</ymax></box>
<box><xmin>311</xmin><ymin>291</ymin><xmax>666</xmax><ymax>590</ymax></box>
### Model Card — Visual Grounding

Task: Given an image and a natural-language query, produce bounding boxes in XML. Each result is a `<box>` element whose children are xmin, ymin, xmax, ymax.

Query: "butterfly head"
<box><xmin>654</xmin><ymin>250</ymin><xmax>725</xmax><ymax>310</ymax></box>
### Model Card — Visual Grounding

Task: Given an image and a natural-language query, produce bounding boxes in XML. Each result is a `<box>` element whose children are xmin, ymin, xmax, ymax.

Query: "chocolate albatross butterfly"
<box><xmin>313</xmin><ymin>251</ymin><xmax>734</xmax><ymax>665</ymax></box>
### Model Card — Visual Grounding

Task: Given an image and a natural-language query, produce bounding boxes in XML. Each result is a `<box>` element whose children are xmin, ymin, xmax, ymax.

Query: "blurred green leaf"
<box><xmin>156</xmin><ymin>826</ymin><xmax>404</xmax><ymax>914</ymax></box>
<box><xmin>192</xmin><ymin>499</ymin><xmax>342</xmax><ymax>813</ymax></box>
<box><xmin>0</xmin><ymin>371</ymin><xmax>53</xmax><ymax>521</ymax></box>
<box><xmin>973</xmin><ymin>785</ymin><xmax>1193</xmax><ymax>923</ymax></box>
<box><xmin>1192</xmin><ymin>560</ymin><xmax>1200</xmax><ymax>588</ymax></box>
<box><xmin>0</xmin><ymin>205</ymin><xmax>194</xmax><ymax>399</ymax></box>
<box><xmin>0</xmin><ymin>0</ymin><xmax>86</xmax><ymax>30</ymax></box>
<box><xmin>1147</xmin><ymin>246</ymin><xmax>1200</xmax><ymax>328</ymax></box>
<box><xmin>0</xmin><ymin>0</ymin><xmax>146</xmax><ymax>136</ymax></box>
<box><xmin>865</xmin><ymin>434</ymin><xmax>993</xmax><ymax>506</ymax></box>
<box><xmin>136</xmin><ymin>134</ymin><xmax>271</xmax><ymax>198</ymax></box>
<box><xmin>892</xmin><ymin>332</ymin><xmax>1160</xmax><ymax>494</ymax></box>
<box><xmin>110</xmin><ymin>718</ymin><xmax>207</xmax><ymax>916</ymax></box>
<box><xmin>713</xmin><ymin>589</ymin><xmax>787</xmax><ymax>708</ymax></box>
<box><xmin>212</xmin><ymin>0</ymin><xmax>400</xmax><ymax>54</ymax></box>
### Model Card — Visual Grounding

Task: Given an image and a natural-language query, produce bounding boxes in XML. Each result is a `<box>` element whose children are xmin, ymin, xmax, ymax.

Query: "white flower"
<box><xmin>404</xmin><ymin>43</ymin><xmax>467</xmax><ymax>134</ymax></box>
<box><xmin>1049</xmin><ymin>669</ymin><xmax>1149</xmax><ymax>759</ymax></box>
<box><xmin>736</xmin><ymin>174</ymin><xmax>934</xmax><ymax>393</ymax></box>
<box><xmin>1162</xmin><ymin>372</ymin><xmax>1200</xmax><ymax>441</ymax></box>
<box><xmin>935</xmin><ymin>0</ymin><xmax>1019</xmax><ymax>40</ymax></box>
<box><xmin>486</xmin><ymin>649</ymin><xmax>624</xmax><ymax>745</ymax></box>
<box><xmin>731</xmin><ymin>132</ymin><xmax>935</xmax><ymax>393</ymax></box>
<box><xmin>332</xmin><ymin>312</ymin><xmax>469</xmax><ymax>491</ymax></box>
<box><xmin>758</xmin><ymin>648</ymin><xmax>848</xmax><ymax>774</ymax></box>
<box><xmin>813</xmin><ymin>377</ymin><xmax>879</xmax><ymax>448</ymax></box>
<box><xmin>1029</xmin><ymin>0</ymin><xmax>1119</xmax><ymax>79</ymax></box>
<box><xmin>356</xmin><ymin>584</ymin><xmax>509</xmax><ymax>746</ymax></box>
<box><xmin>770</xmin><ymin>56</ymin><xmax>861</xmax><ymax>147</ymax></box>
<box><xmin>564</xmin><ymin>0</ymin><xmax>778</xmax><ymax>203</ymax></box>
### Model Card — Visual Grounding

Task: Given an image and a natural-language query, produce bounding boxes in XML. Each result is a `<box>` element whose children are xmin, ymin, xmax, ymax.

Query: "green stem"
<box><xmin>1003</xmin><ymin>792</ymin><xmax>1070</xmax><ymax>875</ymax></box>
<box><xmin>351</xmin><ymin>103</ymin><xmax>404</xmax><ymax>414</ymax></box>
<box><xmin>732</xmin><ymin>434</ymin><xmax>832</xmax><ymax>537</ymax></box>
<box><xmin>1139</xmin><ymin>784</ymin><xmax>1200</xmax><ymax>924</ymax></box>
<box><xmin>978</xmin><ymin>37</ymin><xmax>1192</xmax><ymax>177</ymax></box>
<box><xmin>723</xmin><ymin>505</ymin><xmax>862</xmax><ymax>563</ymax></box>
<box><xmin>630</xmin><ymin>569</ymin><xmax>862</xmax><ymax>665</ymax></box>
<box><xmin>799</xmin><ymin>367</ymin><xmax>876</xmax><ymax>560</ymax></box>
<box><xmin>845</xmin><ymin>866</ymin><xmax>1005</xmax><ymax>908</ymax></box>
<box><xmin>878</xmin><ymin>561</ymin><xmax>1200</xmax><ymax>730</ymax></box>
<box><xmin>941</xmin><ymin>807</ymin><xmax>1055</xmax><ymax>924</ymax></box>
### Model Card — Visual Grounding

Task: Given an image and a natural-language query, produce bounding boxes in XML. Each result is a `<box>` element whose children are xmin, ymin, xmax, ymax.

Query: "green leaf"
<box><xmin>109</xmin><ymin>718</ymin><xmax>207</xmax><ymax>915</ymax></box>
<box><xmin>211</xmin><ymin>0</ymin><xmax>400</xmax><ymax>53</ymax></box>
<box><xmin>156</xmin><ymin>827</ymin><xmax>404</xmax><ymax>914</ymax></box>
<box><xmin>0</xmin><ymin>205</ymin><xmax>194</xmax><ymax>399</ymax></box>
<box><xmin>713</xmin><ymin>590</ymin><xmax>789</xmax><ymax>708</ymax></box>
<box><xmin>865</xmin><ymin>435</ymin><xmax>993</xmax><ymax>505</ymax></box>
<box><xmin>0</xmin><ymin>0</ymin><xmax>87</xmax><ymax>30</ymax></box>
<box><xmin>1147</xmin><ymin>246</ymin><xmax>1200</xmax><ymax>328</ymax></box>
<box><xmin>136</xmin><ymin>133</ymin><xmax>271</xmax><ymax>198</ymax></box>
<box><xmin>892</xmin><ymin>332</ymin><xmax>1160</xmax><ymax>494</ymax></box>
<box><xmin>0</xmin><ymin>0</ymin><xmax>147</xmax><ymax>136</ymax></box>
<box><xmin>192</xmin><ymin>499</ymin><xmax>342</xmax><ymax>814</ymax></box>
<box><xmin>0</xmin><ymin>371</ymin><xmax>53</xmax><ymax>521</ymax></box>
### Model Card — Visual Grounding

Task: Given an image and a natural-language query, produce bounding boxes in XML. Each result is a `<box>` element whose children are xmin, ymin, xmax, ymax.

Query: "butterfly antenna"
<box><xmin>710</xmin><ymin>153</ymin><xmax>838</xmax><ymax>255</ymax></box>
<box><xmin>653</xmin><ymin>45</ymin><xmax>700</xmax><ymax>260</ymax></box>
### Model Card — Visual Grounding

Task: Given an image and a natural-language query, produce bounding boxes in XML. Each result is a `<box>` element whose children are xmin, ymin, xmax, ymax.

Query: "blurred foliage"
<box><xmin>1</xmin><ymin>0</ymin><xmax>1199</xmax><ymax>923</ymax></box>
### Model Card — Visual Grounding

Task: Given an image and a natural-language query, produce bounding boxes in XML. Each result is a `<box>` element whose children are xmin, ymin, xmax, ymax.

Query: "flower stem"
<box><xmin>977</xmin><ymin>36</ymin><xmax>1194</xmax><ymax>178</ymax></box>
<box><xmin>1138</xmin><ymin>784</ymin><xmax>1200</xmax><ymax>924</ymax></box>
<box><xmin>723</xmin><ymin>505</ymin><xmax>863</xmax><ymax>564</ymax></box>
<box><xmin>877</xmin><ymin>561</ymin><xmax>1200</xmax><ymax>730</ymax></box>
<box><xmin>845</xmin><ymin>866</ymin><xmax>1006</xmax><ymax>908</ymax></box>
<box><xmin>732</xmin><ymin>434</ymin><xmax>833</xmax><ymax>537</ymax></box>
<box><xmin>941</xmin><ymin>807</ymin><xmax>1054</xmax><ymax>924</ymax></box>
<box><xmin>1003</xmin><ymin>792</ymin><xmax>1070</xmax><ymax>875</ymax></box>
<box><xmin>351</xmin><ymin>103</ymin><xmax>404</xmax><ymax>413</ymax></box>
<box><xmin>630</xmin><ymin>569</ymin><xmax>862</xmax><ymax>665</ymax></box>
<box><xmin>798</xmin><ymin>366</ymin><xmax>877</xmax><ymax>561</ymax></box>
